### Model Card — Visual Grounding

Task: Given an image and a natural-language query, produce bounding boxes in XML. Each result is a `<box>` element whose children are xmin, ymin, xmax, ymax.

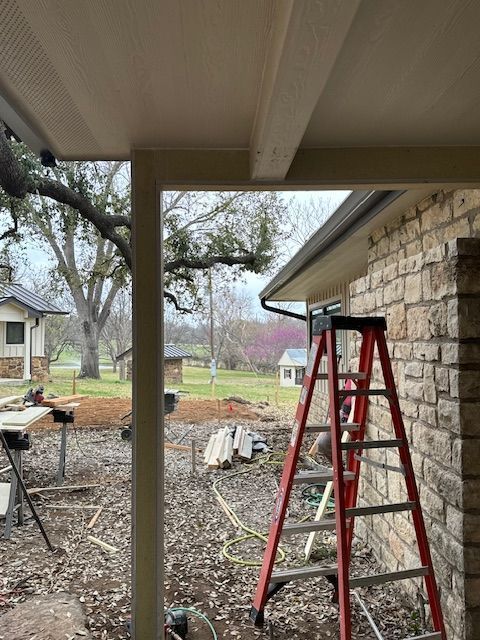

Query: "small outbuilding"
<box><xmin>278</xmin><ymin>349</ymin><xmax>306</xmax><ymax>387</ymax></box>
<box><xmin>0</xmin><ymin>283</ymin><xmax>67</xmax><ymax>382</ymax></box>
<box><xmin>116</xmin><ymin>344</ymin><xmax>192</xmax><ymax>383</ymax></box>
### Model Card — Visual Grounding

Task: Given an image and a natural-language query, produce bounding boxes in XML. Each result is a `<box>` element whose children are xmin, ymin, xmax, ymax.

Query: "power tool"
<box><xmin>23</xmin><ymin>385</ymin><xmax>45</xmax><ymax>405</ymax></box>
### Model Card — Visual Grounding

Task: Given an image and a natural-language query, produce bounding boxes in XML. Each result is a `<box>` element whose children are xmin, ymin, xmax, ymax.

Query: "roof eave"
<box><xmin>260</xmin><ymin>190</ymin><xmax>406</xmax><ymax>301</ymax></box>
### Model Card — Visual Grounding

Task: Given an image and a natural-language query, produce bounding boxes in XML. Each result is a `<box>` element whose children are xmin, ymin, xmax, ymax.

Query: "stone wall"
<box><xmin>306</xmin><ymin>189</ymin><xmax>480</xmax><ymax>639</ymax></box>
<box><xmin>31</xmin><ymin>356</ymin><xmax>48</xmax><ymax>382</ymax></box>
<box><xmin>347</xmin><ymin>238</ymin><xmax>480</xmax><ymax>640</ymax></box>
<box><xmin>367</xmin><ymin>189</ymin><xmax>480</xmax><ymax>274</ymax></box>
<box><xmin>0</xmin><ymin>356</ymin><xmax>23</xmax><ymax>379</ymax></box>
<box><xmin>165</xmin><ymin>358</ymin><xmax>183</xmax><ymax>384</ymax></box>
<box><xmin>125</xmin><ymin>358</ymin><xmax>183</xmax><ymax>384</ymax></box>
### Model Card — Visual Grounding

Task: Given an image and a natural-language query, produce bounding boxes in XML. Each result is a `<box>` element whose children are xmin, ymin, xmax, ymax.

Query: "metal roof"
<box><xmin>278</xmin><ymin>349</ymin><xmax>307</xmax><ymax>367</ymax></box>
<box><xmin>0</xmin><ymin>283</ymin><xmax>67</xmax><ymax>316</ymax></box>
<box><xmin>116</xmin><ymin>344</ymin><xmax>192</xmax><ymax>361</ymax></box>
<box><xmin>164</xmin><ymin>345</ymin><xmax>192</xmax><ymax>359</ymax></box>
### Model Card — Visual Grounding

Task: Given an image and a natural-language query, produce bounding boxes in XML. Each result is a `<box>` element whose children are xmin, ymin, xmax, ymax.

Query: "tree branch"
<box><xmin>165</xmin><ymin>253</ymin><xmax>256</xmax><ymax>273</ymax></box>
<box><xmin>164</xmin><ymin>290</ymin><xmax>193</xmax><ymax>313</ymax></box>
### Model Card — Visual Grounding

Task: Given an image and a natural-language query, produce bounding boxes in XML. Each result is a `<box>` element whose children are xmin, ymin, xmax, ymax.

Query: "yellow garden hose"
<box><xmin>212</xmin><ymin>452</ymin><xmax>315</xmax><ymax>567</ymax></box>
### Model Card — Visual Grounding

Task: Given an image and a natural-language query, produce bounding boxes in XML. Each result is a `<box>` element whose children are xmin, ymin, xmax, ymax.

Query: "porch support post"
<box><xmin>131</xmin><ymin>150</ymin><xmax>164</xmax><ymax>639</ymax></box>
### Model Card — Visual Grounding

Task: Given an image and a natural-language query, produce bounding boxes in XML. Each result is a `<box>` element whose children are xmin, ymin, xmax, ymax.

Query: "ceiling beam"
<box><xmin>249</xmin><ymin>0</ymin><xmax>360</xmax><ymax>182</ymax></box>
<box><xmin>135</xmin><ymin>147</ymin><xmax>480</xmax><ymax>190</ymax></box>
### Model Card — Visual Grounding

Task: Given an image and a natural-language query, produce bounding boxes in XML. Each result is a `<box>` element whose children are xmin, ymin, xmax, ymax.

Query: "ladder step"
<box><xmin>292</xmin><ymin>470</ymin><xmax>356</xmax><ymax>485</ymax></box>
<box><xmin>349</xmin><ymin>566</ymin><xmax>429</xmax><ymax>588</ymax></box>
<box><xmin>341</xmin><ymin>439</ymin><xmax>404</xmax><ymax>451</ymax></box>
<box><xmin>345</xmin><ymin>501</ymin><xmax>416</xmax><ymax>517</ymax></box>
<box><xmin>271</xmin><ymin>564</ymin><xmax>338</xmax><ymax>583</ymax></box>
<box><xmin>405</xmin><ymin>634</ymin><xmax>441</xmax><ymax>640</ymax></box>
<box><xmin>282</xmin><ymin>519</ymin><xmax>339</xmax><ymax>535</ymax></box>
<box><xmin>339</xmin><ymin>389</ymin><xmax>391</xmax><ymax>398</ymax></box>
<box><xmin>316</xmin><ymin>372</ymin><xmax>367</xmax><ymax>380</ymax></box>
<box><xmin>305</xmin><ymin>423</ymin><xmax>360</xmax><ymax>434</ymax></box>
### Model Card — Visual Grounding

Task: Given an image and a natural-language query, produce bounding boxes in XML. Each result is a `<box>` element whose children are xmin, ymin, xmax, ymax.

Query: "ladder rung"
<box><xmin>271</xmin><ymin>564</ymin><xmax>338</xmax><ymax>583</ymax></box>
<box><xmin>292</xmin><ymin>470</ymin><xmax>356</xmax><ymax>485</ymax></box>
<box><xmin>345</xmin><ymin>501</ymin><xmax>416</xmax><ymax>517</ymax></box>
<box><xmin>354</xmin><ymin>453</ymin><xmax>406</xmax><ymax>475</ymax></box>
<box><xmin>405</xmin><ymin>634</ymin><xmax>441</xmax><ymax>640</ymax></box>
<box><xmin>350</xmin><ymin>566</ymin><xmax>429</xmax><ymax>588</ymax></box>
<box><xmin>316</xmin><ymin>372</ymin><xmax>368</xmax><ymax>380</ymax></box>
<box><xmin>282</xmin><ymin>519</ymin><xmax>339</xmax><ymax>535</ymax></box>
<box><xmin>339</xmin><ymin>389</ymin><xmax>391</xmax><ymax>398</ymax></box>
<box><xmin>305</xmin><ymin>423</ymin><xmax>360</xmax><ymax>434</ymax></box>
<box><xmin>341</xmin><ymin>439</ymin><xmax>404</xmax><ymax>451</ymax></box>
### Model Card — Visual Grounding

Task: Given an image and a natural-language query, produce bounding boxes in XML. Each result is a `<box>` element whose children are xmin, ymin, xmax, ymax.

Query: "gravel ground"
<box><xmin>0</xmin><ymin>410</ymin><xmax>425</xmax><ymax>640</ymax></box>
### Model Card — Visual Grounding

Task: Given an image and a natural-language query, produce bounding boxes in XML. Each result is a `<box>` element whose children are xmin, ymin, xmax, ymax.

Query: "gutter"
<box><xmin>260</xmin><ymin>298</ymin><xmax>306</xmax><ymax>322</ymax></box>
<box><xmin>260</xmin><ymin>189</ymin><xmax>405</xmax><ymax>302</ymax></box>
<box><xmin>29</xmin><ymin>318</ymin><xmax>40</xmax><ymax>381</ymax></box>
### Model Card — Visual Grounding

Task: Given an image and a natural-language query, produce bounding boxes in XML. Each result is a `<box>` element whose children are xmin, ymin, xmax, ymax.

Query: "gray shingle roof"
<box><xmin>0</xmin><ymin>282</ymin><xmax>67</xmax><ymax>315</ymax></box>
<box><xmin>116</xmin><ymin>344</ymin><xmax>192</xmax><ymax>361</ymax></box>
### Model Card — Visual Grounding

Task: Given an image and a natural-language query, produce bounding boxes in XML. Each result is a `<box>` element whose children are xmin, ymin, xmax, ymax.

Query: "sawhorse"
<box><xmin>52</xmin><ymin>406</ymin><xmax>76</xmax><ymax>486</ymax></box>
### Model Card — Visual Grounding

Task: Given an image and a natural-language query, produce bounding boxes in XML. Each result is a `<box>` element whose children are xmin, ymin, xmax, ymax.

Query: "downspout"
<box><xmin>260</xmin><ymin>297</ymin><xmax>306</xmax><ymax>322</ymax></box>
<box><xmin>30</xmin><ymin>317</ymin><xmax>40</xmax><ymax>381</ymax></box>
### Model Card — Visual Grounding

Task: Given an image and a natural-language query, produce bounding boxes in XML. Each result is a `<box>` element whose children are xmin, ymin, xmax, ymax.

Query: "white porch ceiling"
<box><xmin>1</xmin><ymin>0</ymin><xmax>480</xmax><ymax>181</ymax></box>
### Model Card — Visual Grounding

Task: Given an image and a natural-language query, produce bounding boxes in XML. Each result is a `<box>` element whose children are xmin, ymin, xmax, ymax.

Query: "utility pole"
<box><xmin>208</xmin><ymin>268</ymin><xmax>216</xmax><ymax>396</ymax></box>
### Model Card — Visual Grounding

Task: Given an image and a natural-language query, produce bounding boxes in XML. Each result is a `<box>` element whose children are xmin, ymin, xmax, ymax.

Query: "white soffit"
<box><xmin>0</xmin><ymin>0</ymin><xmax>480</xmax><ymax>171</ymax></box>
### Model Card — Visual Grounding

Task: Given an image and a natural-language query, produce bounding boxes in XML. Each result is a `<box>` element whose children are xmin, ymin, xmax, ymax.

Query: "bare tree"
<box><xmin>101</xmin><ymin>287</ymin><xmax>132</xmax><ymax>372</ymax></box>
<box><xmin>44</xmin><ymin>314</ymin><xmax>78</xmax><ymax>370</ymax></box>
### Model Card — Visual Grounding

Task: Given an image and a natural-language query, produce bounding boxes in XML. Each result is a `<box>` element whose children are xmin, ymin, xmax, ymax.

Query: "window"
<box><xmin>309</xmin><ymin>300</ymin><xmax>342</xmax><ymax>356</ymax></box>
<box><xmin>283</xmin><ymin>368</ymin><xmax>292</xmax><ymax>379</ymax></box>
<box><xmin>6</xmin><ymin>322</ymin><xmax>25</xmax><ymax>345</ymax></box>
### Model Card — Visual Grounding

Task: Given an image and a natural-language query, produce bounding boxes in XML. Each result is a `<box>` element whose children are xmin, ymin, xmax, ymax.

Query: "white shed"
<box><xmin>0</xmin><ymin>283</ymin><xmax>67</xmax><ymax>382</ymax></box>
<box><xmin>278</xmin><ymin>349</ymin><xmax>307</xmax><ymax>387</ymax></box>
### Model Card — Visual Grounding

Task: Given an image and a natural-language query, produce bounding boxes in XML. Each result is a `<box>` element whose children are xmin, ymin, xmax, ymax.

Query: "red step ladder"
<box><xmin>250</xmin><ymin>315</ymin><xmax>446</xmax><ymax>640</ymax></box>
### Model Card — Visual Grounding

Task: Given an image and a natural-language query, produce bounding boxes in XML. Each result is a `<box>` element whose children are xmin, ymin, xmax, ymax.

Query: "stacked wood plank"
<box><xmin>205</xmin><ymin>425</ymin><xmax>253</xmax><ymax>470</ymax></box>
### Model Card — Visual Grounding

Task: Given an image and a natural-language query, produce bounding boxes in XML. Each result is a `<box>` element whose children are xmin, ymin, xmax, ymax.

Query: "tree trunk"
<box><xmin>79</xmin><ymin>319</ymin><xmax>101</xmax><ymax>379</ymax></box>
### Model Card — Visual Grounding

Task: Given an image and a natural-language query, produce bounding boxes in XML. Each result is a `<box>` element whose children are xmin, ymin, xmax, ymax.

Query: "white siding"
<box><xmin>31</xmin><ymin>318</ymin><xmax>45</xmax><ymax>357</ymax></box>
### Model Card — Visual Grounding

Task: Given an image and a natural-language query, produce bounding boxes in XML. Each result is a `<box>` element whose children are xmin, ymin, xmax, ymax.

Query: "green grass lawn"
<box><xmin>0</xmin><ymin>368</ymin><xmax>131</xmax><ymax>399</ymax></box>
<box><xmin>177</xmin><ymin>366</ymin><xmax>299</xmax><ymax>405</ymax></box>
<box><xmin>0</xmin><ymin>365</ymin><xmax>299</xmax><ymax>406</ymax></box>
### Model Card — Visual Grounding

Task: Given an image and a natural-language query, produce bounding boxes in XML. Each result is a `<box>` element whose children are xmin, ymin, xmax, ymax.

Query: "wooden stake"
<box><xmin>87</xmin><ymin>506</ymin><xmax>104</xmax><ymax>529</ymax></box>
<box><xmin>191</xmin><ymin>439</ymin><xmax>196</xmax><ymax>474</ymax></box>
<box><xmin>87</xmin><ymin>535</ymin><xmax>119</xmax><ymax>553</ymax></box>
<box><xmin>275</xmin><ymin>371</ymin><xmax>279</xmax><ymax>406</ymax></box>
<box><xmin>72</xmin><ymin>370</ymin><xmax>76</xmax><ymax>395</ymax></box>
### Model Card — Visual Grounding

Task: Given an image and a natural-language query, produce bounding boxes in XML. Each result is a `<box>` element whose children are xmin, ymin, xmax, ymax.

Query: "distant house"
<box><xmin>116</xmin><ymin>344</ymin><xmax>192</xmax><ymax>383</ymax></box>
<box><xmin>0</xmin><ymin>283</ymin><xmax>67</xmax><ymax>382</ymax></box>
<box><xmin>278</xmin><ymin>349</ymin><xmax>307</xmax><ymax>387</ymax></box>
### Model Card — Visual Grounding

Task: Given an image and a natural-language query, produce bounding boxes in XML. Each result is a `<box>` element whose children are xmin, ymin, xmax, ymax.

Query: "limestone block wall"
<box><xmin>31</xmin><ymin>356</ymin><xmax>48</xmax><ymax>382</ymax></box>
<box><xmin>125</xmin><ymin>358</ymin><xmax>183</xmax><ymax>384</ymax></box>
<box><xmin>349</xmin><ymin>238</ymin><xmax>480</xmax><ymax>640</ymax></box>
<box><xmin>0</xmin><ymin>356</ymin><xmax>23</xmax><ymax>379</ymax></box>
<box><xmin>165</xmin><ymin>358</ymin><xmax>183</xmax><ymax>384</ymax></box>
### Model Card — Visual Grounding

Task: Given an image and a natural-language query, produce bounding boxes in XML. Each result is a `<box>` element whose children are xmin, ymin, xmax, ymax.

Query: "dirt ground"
<box><xmin>0</xmin><ymin>398</ymin><xmax>423</xmax><ymax>640</ymax></box>
<box><xmin>32</xmin><ymin>397</ymin><xmax>261</xmax><ymax>429</ymax></box>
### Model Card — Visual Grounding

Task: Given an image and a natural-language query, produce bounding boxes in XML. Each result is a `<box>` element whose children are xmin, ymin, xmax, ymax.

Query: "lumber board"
<box><xmin>208</xmin><ymin>429</ymin><xmax>224</xmax><ymax>469</ymax></box>
<box><xmin>216</xmin><ymin>427</ymin><xmax>230</xmax><ymax>465</ymax></box>
<box><xmin>2</xmin><ymin>406</ymin><xmax>52</xmax><ymax>427</ymax></box>
<box><xmin>0</xmin><ymin>482</ymin><xmax>10</xmax><ymax>517</ymax></box>
<box><xmin>164</xmin><ymin>442</ymin><xmax>201</xmax><ymax>453</ymax></box>
<box><xmin>27</xmin><ymin>483</ymin><xmax>101</xmax><ymax>495</ymax></box>
<box><xmin>87</xmin><ymin>535</ymin><xmax>119</xmax><ymax>553</ymax></box>
<box><xmin>233</xmin><ymin>426</ymin><xmax>244</xmax><ymax>453</ymax></box>
<box><xmin>87</xmin><ymin>506</ymin><xmax>104</xmax><ymax>529</ymax></box>
<box><xmin>41</xmin><ymin>395</ymin><xmax>87</xmax><ymax>407</ymax></box>
<box><xmin>304</xmin><ymin>430</ymin><xmax>350</xmax><ymax>561</ymax></box>
<box><xmin>0</xmin><ymin>395</ymin><xmax>22</xmax><ymax>409</ymax></box>
<box><xmin>239</xmin><ymin>433</ymin><xmax>253</xmax><ymax>460</ymax></box>
<box><xmin>203</xmin><ymin>434</ymin><xmax>216</xmax><ymax>464</ymax></box>
<box><xmin>219</xmin><ymin>433</ymin><xmax>233</xmax><ymax>469</ymax></box>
